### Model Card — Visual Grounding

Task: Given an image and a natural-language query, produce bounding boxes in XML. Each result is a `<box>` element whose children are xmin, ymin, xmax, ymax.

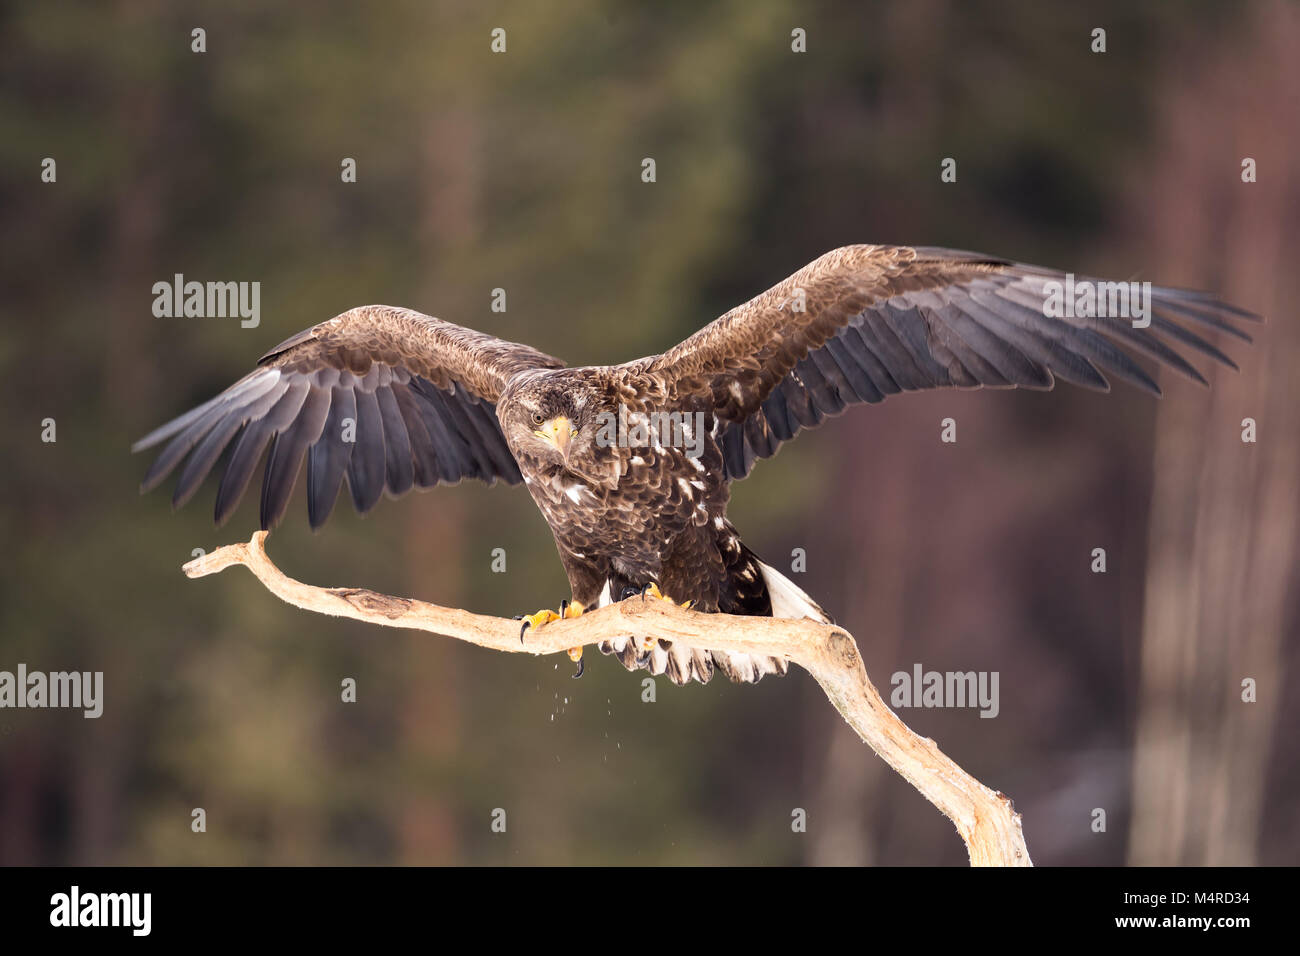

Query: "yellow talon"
<box><xmin>519</xmin><ymin>599</ymin><xmax>583</xmax><ymax>633</ymax></box>
<box><xmin>518</xmin><ymin>608</ymin><xmax>559</xmax><ymax>642</ymax></box>
<box><xmin>563</xmin><ymin>602</ymin><xmax>587</xmax><ymax>677</ymax></box>
<box><xmin>644</xmin><ymin>583</ymin><xmax>694</xmax><ymax>608</ymax></box>
<box><xmin>518</xmin><ymin>598</ymin><xmax>587</xmax><ymax>673</ymax></box>
<box><xmin>639</xmin><ymin>585</ymin><xmax>695</xmax><ymax>651</ymax></box>
<box><xmin>520</xmin><ymin>608</ymin><xmax>560</xmax><ymax>633</ymax></box>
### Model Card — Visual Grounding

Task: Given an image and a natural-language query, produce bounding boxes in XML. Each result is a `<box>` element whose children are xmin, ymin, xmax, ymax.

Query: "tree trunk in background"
<box><xmin>396</xmin><ymin>106</ymin><xmax>482</xmax><ymax>864</ymax></box>
<box><xmin>1128</xmin><ymin>3</ymin><xmax>1299</xmax><ymax>865</ymax></box>
<box><xmin>804</xmin><ymin>418</ymin><xmax>916</xmax><ymax>866</ymax></box>
<box><xmin>78</xmin><ymin>0</ymin><xmax>168</xmax><ymax>863</ymax></box>
<box><xmin>802</xmin><ymin>1</ymin><xmax>942</xmax><ymax>867</ymax></box>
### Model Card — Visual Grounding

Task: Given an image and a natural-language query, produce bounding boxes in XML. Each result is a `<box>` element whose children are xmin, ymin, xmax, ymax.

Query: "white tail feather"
<box><xmin>594</xmin><ymin>562</ymin><xmax>826</xmax><ymax>685</ymax></box>
<box><xmin>757</xmin><ymin>561</ymin><xmax>832</xmax><ymax>623</ymax></box>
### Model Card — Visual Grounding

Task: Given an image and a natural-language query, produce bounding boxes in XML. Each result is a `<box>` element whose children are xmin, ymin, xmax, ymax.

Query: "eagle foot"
<box><xmin>631</xmin><ymin>583</ymin><xmax>694</xmax><ymax>651</ymax></box>
<box><xmin>643</xmin><ymin>582</ymin><xmax>694</xmax><ymax>609</ymax></box>
<box><xmin>516</xmin><ymin>608</ymin><xmax>560</xmax><ymax>641</ymax></box>
<box><xmin>516</xmin><ymin>601</ymin><xmax>587</xmax><ymax>678</ymax></box>
<box><xmin>563</xmin><ymin>602</ymin><xmax>585</xmax><ymax>678</ymax></box>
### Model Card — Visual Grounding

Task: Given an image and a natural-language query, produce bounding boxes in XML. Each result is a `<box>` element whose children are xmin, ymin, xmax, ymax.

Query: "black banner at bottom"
<box><xmin>0</xmin><ymin>865</ymin><xmax>1275</xmax><ymax>942</ymax></box>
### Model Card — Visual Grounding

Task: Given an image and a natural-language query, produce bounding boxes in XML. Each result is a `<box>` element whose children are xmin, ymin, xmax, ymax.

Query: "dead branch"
<box><xmin>184</xmin><ymin>531</ymin><xmax>1031</xmax><ymax>866</ymax></box>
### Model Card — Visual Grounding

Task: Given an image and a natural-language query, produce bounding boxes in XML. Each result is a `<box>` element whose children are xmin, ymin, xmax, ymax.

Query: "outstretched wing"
<box><xmin>134</xmin><ymin>305</ymin><xmax>564</xmax><ymax>529</ymax></box>
<box><xmin>627</xmin><ymin>245</ymin><xmax>1258</xmax><ymax>479</ymax></box>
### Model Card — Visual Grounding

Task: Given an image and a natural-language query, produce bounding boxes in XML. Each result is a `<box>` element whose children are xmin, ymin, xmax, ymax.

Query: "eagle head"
<box><xmin>499</xmin><ymin>373</ymin><xmax>614</xmax><ymax>482</ymax></box>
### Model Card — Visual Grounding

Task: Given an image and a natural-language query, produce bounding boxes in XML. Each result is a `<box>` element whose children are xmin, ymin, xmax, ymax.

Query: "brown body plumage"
<box><xmin>135</xmin><ymin>245</ymin><xmax>1257</xmax><ymax>684</ymax></box>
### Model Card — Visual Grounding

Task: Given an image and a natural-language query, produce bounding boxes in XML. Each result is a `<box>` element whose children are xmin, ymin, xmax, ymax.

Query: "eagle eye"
<box><xmin>531</xmin><ymin>411</ymin><xmax>545</xmax><ymax>426</ymax></box>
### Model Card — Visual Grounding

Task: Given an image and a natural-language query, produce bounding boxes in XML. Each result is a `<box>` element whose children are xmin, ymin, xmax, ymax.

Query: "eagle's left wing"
<box><xmin>134</xmin><ymin>305</ymin><xmax>564</xmax><ymax>529</ymax></box>
<box><xmin>625</xmin><ymin>245</ymin><xmax>1258</xmax><ymax>479</ymax></box>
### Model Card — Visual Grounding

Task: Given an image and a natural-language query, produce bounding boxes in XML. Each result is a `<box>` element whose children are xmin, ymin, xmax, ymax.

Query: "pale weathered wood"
<box><xmin>184</xmin><ymin>531</ymin><xmax>1032</xmax><ymax>866</ymax></box>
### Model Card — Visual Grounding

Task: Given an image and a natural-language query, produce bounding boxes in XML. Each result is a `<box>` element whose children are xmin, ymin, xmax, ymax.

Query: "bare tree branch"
<box><xmin>184</xmin><ymin>531</ymin><xmax>1032</xmax><ymax>866</ymax></box>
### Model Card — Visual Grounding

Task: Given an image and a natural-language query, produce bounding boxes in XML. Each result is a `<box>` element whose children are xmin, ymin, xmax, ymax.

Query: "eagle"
<box><xmin>135</xmin><ymin>245</ymin><xmax>1255</xmax><ymax>685</ymax></box>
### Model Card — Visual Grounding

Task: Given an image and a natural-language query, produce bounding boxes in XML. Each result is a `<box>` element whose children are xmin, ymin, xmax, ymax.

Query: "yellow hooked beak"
<box><xmin>534</xmin><ymin>416</ymin><xmax>577</xmax><ymax>458</ymax></box>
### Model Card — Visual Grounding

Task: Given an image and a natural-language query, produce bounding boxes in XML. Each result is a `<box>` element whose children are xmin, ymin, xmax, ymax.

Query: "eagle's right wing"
<box><xmin>626</xmin><ymin>245</ymin><xmax>1258</xmax><ymax>479</ymax></box>
<box><xmin>133</xmin><ymin>305</ymin><xmax>564</xmax><ymax>529</ymax></box>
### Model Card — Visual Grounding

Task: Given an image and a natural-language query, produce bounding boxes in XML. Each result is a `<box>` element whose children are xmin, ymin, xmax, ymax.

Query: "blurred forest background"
<box><xmin>1</xmin><ymin>0</ymin><xmax>1297</xmax><ymax>866</ymax></box>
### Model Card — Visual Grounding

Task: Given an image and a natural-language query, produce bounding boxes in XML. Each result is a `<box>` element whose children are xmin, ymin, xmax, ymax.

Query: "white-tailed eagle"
<box><xmin>135</xmin><ymin>245</ymin><xmax>1256</xmax><ymax>684</ymax></box>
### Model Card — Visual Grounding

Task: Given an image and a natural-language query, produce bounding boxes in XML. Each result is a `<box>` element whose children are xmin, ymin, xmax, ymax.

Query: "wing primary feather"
<box><xmin>259</xmin><ymin>384</ymin><xmax>331</xmax><ymax>530</ymax></box>
<box><xmin>917</xmin><ymin>294</ymin><xmax>1043</xmax><ymax>387</ymax></box>
<box><xmin>1150</xmin><ymin>291</ymin><xmax>1258</xmax><ymax>337</ymax></box>
<box><xmin>459</xmin><ymin>393</ymin><xmax>522</xmax><ymax>483</ymax></box>
<box><xmin>307</xmin><ymin>385</ymin><xmax>357</xmax><ymax>529</ymax></box>
<box><xmin>375</xmin><ymin>386</ymin><xmax>414</xmax><ymax>496</ymax></box>
<box><xmin>841</xmin><ymin>324</ymin><xmax>903</xmax><ymax>396</ymax></box>
<box><xmin>795</xmin><ymin>352</ymin><xmax>849</xmax><ymax>415</ymax></box>
<box><xmin>986</xmin><ymin>284</ymin><xmax>1161</xmax><ymax>394</ymax></box>
<box><xmin>993</xmin><ymin>277</ymin><xmax>1194</xmax><ymax>388</ymax></box>
<box><xmin>777</xmin><ymin>374</ymin><xmax>823</xmax><ymax>428</ymax></box>
<box><xmin>391</xmin><ymin>383</ymin><xmax>440</xmax><ymax>488</ymax></box>
<box><xmin>170</xmin><ymin>377</ymin><xmax>294</xmax><ymax>507</ymax></box>
<box><xmin>760</xmin><ymin>388</ymin><xmax>798</xmax><ymax>440</ymax></box>
<box><xmin>1089</xmin><ymin>315</ymin><xmax>1211</xmax><ymax>386</ymax></box>
<box><xmin>425</xmin><ymin>385</ymin><xmax>491</xmax><ymax>479</ymax></box>
<box><xmin>347</xmin><ymin>387</ymin><xmax>388</xmax><ymax>513</ymax></box>
<box><xmin>171</xmin><ymin>417</ymin><xmax>244</xmax><ymax>509</ymax></box>
<box><xmin>213</xmin><ymin>380</ymin><xmax>309</xmax><ymax>525</ymax></box>
<box><xmin>140</xmin><ymin>372</ymin><xmax>286</xmax><ymax>491</ymax></box>
<box><xmin>1149</xmin><ymin>312</ymin><xmax>1239</xmax><ymax>370</ymax></box>
<box><xmin>883</xmin><ymin>302</ymin><xmax>961</xmax><ymax>385</ymax></box>
<box><xmin>742</xmin><ymin>410</ymin><xmax>776</xmax><ymax>459</ymax></box>
<box><xmin>140</xmin><ymin>411</ymin><xmax>226</xmax><ymax>493</ymax></box>
<box><xmin>922</xmin><ymin>303</ymin><xmax>1015</xmax><ymax>387</ymax></box>
<box><xmin>409</xmin><ymin>381</ymin><xmax>475</xmax><ymax>482</ymax></box>
<box><xmin>940</xmin><ymin>289</ymin><xmax>1074</xmax><ymax>390</ymax></box>
<box><xmin>133</xmin><ymin>369</ymin><xmax>282</xmax><ymax>453</ymax></box>
<box><xmin>822</xmin><ymin>335</ymin><xmax>885</xmax><ymax>403</ymax></box>
<box><xmin>720</xmin><ymin>426</ymin><xmax>749</xmax><ymax>479</ymax></box>
<box><xmin>861</xmin><ymin>310</ymin><xmax>934</xmax><ymax>389</ymax></box>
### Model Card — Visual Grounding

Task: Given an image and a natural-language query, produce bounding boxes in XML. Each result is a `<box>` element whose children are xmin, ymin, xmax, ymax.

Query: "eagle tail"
<box><xmin>593</xmin><ymin>542</ymin><xmax>831</xmax><ymax>686</ymax></box>
<box><xmin>754</xmin><ymin>557</ymin><xmax>833</xmax><ymax>625</ymax></box>
<box><xmin>707</xmin><ymin>543</ymin><xmax>831</xmax><ymax>684</ymax></box>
